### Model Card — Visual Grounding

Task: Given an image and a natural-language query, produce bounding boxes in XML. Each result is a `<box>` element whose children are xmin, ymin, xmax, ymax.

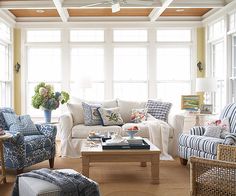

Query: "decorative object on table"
<box><xmin>126</xmin><ymin>126</ymin><xmax>139</xmax><ymax>139</ymax></box>
<box><xmin>32</xmin><ymin>82</ymin><xmax>70</xmax><ymax>123</ymax></box>
<box><xmin>181</xmin><ymin>95</ymin><xmax>200</xmax><ymax>111</ymax></box>
<box><xmin>130</xmin><ymin>108</ymin><xmax>147</xmax><ymax>123</ymax></box>
<box><xmin>196</xmin><ymin>77</ymin><xmax>217</xmax><ymax>105</ymax></box>
<box><xmin>200</xmin><ymin>104</ymin><xmax>213</xmax><ymax>114</ymax></box>
<box><xmin>105</xmin><ymin>134</ymin><xmax>128</xmax><ymax>145</ymax></box>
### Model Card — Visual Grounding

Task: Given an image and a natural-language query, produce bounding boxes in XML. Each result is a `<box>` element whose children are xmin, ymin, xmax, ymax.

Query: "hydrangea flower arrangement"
<box><xmin>32</xmin><ymin>82</ymin><xmax>70</xmax><ymax>110</ymax></box>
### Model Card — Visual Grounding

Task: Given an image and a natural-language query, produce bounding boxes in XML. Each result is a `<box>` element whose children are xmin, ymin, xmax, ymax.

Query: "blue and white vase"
<box><xmin>44</xmin><ymin>110</ymin><xmax>52</xmax><ymax>123</ymax></box>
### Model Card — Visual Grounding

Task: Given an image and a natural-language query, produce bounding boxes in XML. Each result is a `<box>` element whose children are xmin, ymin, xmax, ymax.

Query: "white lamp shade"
<box><xmin>196</xmin><ymin>77</ymin><xmax>217</xmax><ymax>92</ymax></box>
<box><xmin>77</xmin><ymin>76</ymin><xmax>92</xmax><ymax>89</ymax></box>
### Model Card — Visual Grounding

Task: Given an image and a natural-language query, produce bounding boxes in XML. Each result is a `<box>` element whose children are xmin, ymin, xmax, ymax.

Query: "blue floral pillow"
<box><xmin>0</xmin><ymin>107</ymin><xmax>15</xmax><ymax>130</ymax></box>
<box><xmin>98</xmin><ymin>107</ymin><xmax>124</xmax><ymax>126</ymax></box>
<box><xmin>82</xmin><ymin>102</ymin><xmax>102</xmax><ymax>126</ymax></box>
<box><xmin>3</xmin><ymin>113</ymin><xmax>40</xmax><ymax>135</ymax></box>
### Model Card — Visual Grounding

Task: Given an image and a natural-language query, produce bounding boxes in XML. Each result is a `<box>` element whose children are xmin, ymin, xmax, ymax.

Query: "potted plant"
<box><xmin>32</xmin><ymin>82</ymin><xmax>70</xmax><ymax>123</ymax></box>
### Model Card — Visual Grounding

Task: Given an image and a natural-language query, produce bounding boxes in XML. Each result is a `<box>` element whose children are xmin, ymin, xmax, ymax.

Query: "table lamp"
<box><xmin>196</xmin><ymin>77</ymin><xmax>217</xmax><ymax>104</ymax></box>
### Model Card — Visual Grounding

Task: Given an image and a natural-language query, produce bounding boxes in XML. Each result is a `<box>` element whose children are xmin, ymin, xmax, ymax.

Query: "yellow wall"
<box><xmin>196</xmin><ymin>27</ymin><xmax>206</xmax><ymax>104</ymax></box>
<box><xmin>13</xmin><ymin>28</ymin><xmax>21</xmax><ymax>114</ymax></box>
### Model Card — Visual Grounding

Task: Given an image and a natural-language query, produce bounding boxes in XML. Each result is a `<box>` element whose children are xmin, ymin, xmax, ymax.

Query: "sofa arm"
<box><xmin>190</xmin><ymin>126</ymin><xmax>206</xmax><ymax>136</ymax></box>
<box><xmin>35</xmin><ymin>124</ymin><xmax>57</xmax><ymax>139</ymax></box>
<box><xmin>223</xmin><ymin>133</ymin><xmax>236</xmax><ymax>145</ymax></box>
<box><xmin>3</xmin><ymin>132</ymin><xmax>25</xmax><ymax>169</ymax></box>
<box><xmin>59</xmin><ymin>113</ymin><xmax>73</xmax><ymax>140</ymax></box>
<box><xmin>168</xmin><ymin>113</ymin><xmax>185</xmax><ymax>135</ymax></box>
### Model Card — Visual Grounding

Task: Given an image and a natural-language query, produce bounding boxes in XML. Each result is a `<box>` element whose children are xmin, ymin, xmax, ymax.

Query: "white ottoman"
<box><xmin>19</xmin><ymin>169</ymin><xmax>78</xmax><ymax>196</ymax></box>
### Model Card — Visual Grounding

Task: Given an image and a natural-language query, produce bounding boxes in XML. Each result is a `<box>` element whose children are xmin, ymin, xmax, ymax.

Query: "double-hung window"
<box><xmin>113</xmin><ymin>30</ymin><xmax>148</xmax><ymax>101</ymax></box>
<box><xmin>156</xmin><ymin>29</ymin><xmax>192</xmax><ymax>109</ymax></box>
<box><xmin>26</xmin><ymin>30</ymin><xmax>62</xmax><ymax>116</ymax></box>
<box><xmin>0</xmin><ymin>21</ymin><xmax>12</xmax><ymax>107</ymax></box>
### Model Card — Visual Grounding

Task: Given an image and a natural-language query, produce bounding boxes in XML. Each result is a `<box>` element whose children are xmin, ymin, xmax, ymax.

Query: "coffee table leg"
<box><xmin>82</xmin><ymin>156</ymin><xmax>89</xmax><ymax>177</ymax></box>
<box><xmin>151</xmin><ymin>154</ymin><xmax>159</xmax><ymax>184</ymax></box>
<box><xmin>0</xmin><ymin>141</ymin><xmax>6</xmax><ymax>183</ymax></box>
<box><xmin>140</xmin><ymin>162</ymin><xmax>147</xmax><ymax>167</ymax></box>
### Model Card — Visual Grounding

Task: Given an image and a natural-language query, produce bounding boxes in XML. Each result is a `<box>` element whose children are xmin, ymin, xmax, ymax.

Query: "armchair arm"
<box><xmin>59</xmin><ymin>113</ymin><xmax>73</xmax><ymax>140</ymax></box>
<box><xmin>223</xmin><ymin>133</ymin><xmax>236</xmax><ymax>145</ymax></box>
<box><xmin>3</xmin><ymin>132</ymin><xmax>25</xmax><ymax>169</ymax></box>
<box><xmin>190</xmin><ymin>126</ymin><xmax>206</xmax><ymax>135</ymax></box>
<box><xmin>35</xmin><ymin>124</ymin><xmax>57</xmax><ymax>139</ymax></box>
<box><xmin>190</xmin><ymin>156</ymin><xmax>236</xmax><ymax>196</ymax></box>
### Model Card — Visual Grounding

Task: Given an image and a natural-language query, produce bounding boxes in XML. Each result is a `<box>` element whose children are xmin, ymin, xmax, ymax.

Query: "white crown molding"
<box><xmin>170</xmin><ymin>0</ymin><xmax>225</xmax><ymax>8</ymax></box>
<box><xmin>16</xmin><ymin>17</ymin><xmax>62</xmax><ymax>23</ymax></box>
<box><xmin>0</xmin><ymin>1</ymin><xmax>55</xmax><ymax>9</ymax></box>
<box><xmin>0</xmin><ymin>10</ymin><xmax>16</xmax><ymax>26</ymax></box>
<box><xmin>157</xmin><ymin>16</ymin><xmax>202</xmax><ymax>22</ymax></box>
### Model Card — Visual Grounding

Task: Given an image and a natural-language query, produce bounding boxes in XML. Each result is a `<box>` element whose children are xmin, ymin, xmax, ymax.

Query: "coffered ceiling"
<box><xmin>0</xmin><ymin>0</ymin><xmax>233</xmax><ymax>22</ymax></box>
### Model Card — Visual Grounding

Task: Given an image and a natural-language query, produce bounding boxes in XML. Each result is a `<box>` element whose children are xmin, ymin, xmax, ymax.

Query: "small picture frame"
<box><xmin>181</xmin><ymin>95</ymin><xmax>200</xmax><ymax>111</ymax></box>
<box><xmin>200</xmin><ymin>104</ymin><xmax>213</xmax><ymax>114</ymax></box>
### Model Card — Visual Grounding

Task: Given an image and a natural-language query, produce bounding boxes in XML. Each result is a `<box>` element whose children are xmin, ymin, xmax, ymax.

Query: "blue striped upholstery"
<box><xmin>178</xmin><ymin>103</ymin><xmax>236</xmax><ymax>161</ymax></box>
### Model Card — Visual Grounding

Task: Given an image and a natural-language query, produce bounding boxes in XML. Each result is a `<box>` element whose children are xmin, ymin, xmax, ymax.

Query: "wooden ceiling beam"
<box><xmin>52</xmin><ymin>0</ymin><xmax>69</xmax><ymax>22</ymax></box>
<box><xmin>149</xmin><ymin>0</ymin><xmax>174</xmax><ymax>22</ymax></box>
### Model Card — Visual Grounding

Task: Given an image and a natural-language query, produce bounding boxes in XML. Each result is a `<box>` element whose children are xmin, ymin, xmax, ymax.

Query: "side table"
<box><xmin>0</xmin><ymin>132</ymin><xmax>12</xmax><ymax>183</ymax></box>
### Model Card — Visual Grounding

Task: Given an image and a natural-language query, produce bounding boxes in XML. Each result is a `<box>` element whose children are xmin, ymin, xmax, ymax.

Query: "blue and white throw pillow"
<box><xmin>98</xmin><ymin>107</ymin><xmax>124</xmax><ymax>126</ymax></box>
<box><xmin>82</xmin><ymin>102</ymin><xmax>102</xmax><ymax>126</ymax></box>
<box><xmin>0</xmin><ymin>108</ymin><xmax>15</xmax><ymax>130</ymax></box>
<box><xmin>146</xmin><ymin>100</ymin><xmax>172</xmax><ymax>122</ymax></box>
<box><xmin>3</xmin><ymin>113</ymin><xmax>40</xmax><ymax>135</ymax></box>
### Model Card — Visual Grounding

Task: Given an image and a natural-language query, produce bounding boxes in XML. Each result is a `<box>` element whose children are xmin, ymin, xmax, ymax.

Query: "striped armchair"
<box><xmin>178</xmin><ymin>103</ymin><xmax>236</xmax><ymax>165</ymax></box>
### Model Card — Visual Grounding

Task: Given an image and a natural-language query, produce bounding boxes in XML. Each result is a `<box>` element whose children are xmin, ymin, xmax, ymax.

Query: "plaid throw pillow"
<box><xmin>146</xmin><ymin>100</ymin><xmax>172</xmax><ymax>122</ymax></box>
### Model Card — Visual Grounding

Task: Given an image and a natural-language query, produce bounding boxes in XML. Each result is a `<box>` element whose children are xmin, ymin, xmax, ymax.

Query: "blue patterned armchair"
<box><xmin>0</xmin><ymin>108</ymin><xmax>57</xmax><ymax>173</ymax></box>
<box><xmin>178</xmin><ymin>103</ymin><xmax>236</xmax><ymax>165</ymax></box>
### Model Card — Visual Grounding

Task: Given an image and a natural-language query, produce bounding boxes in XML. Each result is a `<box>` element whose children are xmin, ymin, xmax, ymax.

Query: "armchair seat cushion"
<box><xmin>179</xmin><ymin>134</ymin><xmax>224</xmax><ymax>155</ymax></box>
<box><xmin>24</xmin><ymin>135</ymin><xmax>53</xmax><ymax>153</ymax></box>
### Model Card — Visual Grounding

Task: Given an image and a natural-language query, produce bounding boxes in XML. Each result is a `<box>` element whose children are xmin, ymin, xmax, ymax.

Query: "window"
<box><xmin>70</xmin><ymin>30</ymin><xmax>104</xmax><ymax>42</ymax></box>
<box><xmin>113</xmin><ymin>47</ymin><xmax>147</xmax><ymax>101</ymax></box>
<box><xmin>231</xmin><ymin>35</ymin><xmax>236</xmax><ymax>102</ymax></box>
<box><xmin>156</xmin><ymin>47</ymin><xmax>191</xmax><ymax>108</ymax></box>
<box><xmin>113</xmin><ymin>30</ymin><xmax>147</xmax><ymax>42</ymax></box>
<box><xmin>229</xmin><ymin>12</ymin><xmax>236</xmax><ymax>31</ymax></box>
<box><xmin>27</xmin><ymin>47</ymin><xmax>61</xmax><ymax>116</ymax></box>
<box><xmin>156</xmin><ymin>30</ymin><xmax>191</xmax><ymax>42</ymax></box>
<box><xmin>212</xmin><ymin>41</ymin><xmax>226</xmax><ymax>113</ymax></box>
<box><xmin>27</xmin><ymin>30</ymin><xmax>61</xmax><ymax>42</ymax></box>
<box><xmin>70</xmin><ymin>47</ymin><xmax>104</xmax><ymax>101</ymax></box>
<box><xmin>0</xmin><ymin>21</ymin><xmax>12</xmax><ymax>108</ymax></box>
<box><xmin>209</xmin><ymin>20</ymin><xmax>224</xmax><ymax>40</ymax></box>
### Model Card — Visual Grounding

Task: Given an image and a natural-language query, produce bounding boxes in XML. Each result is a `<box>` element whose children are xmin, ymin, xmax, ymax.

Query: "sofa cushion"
<box><xmin>71</xmin><ymin>124</ymin><xmax>122</xmax><ymax>138</ymax></box>
<box><xmin>0</xmin><ymin>107</ymin><xmax>15</xmax><ymax>130</ymax></box>
<box><xmin>3</xmin><ymin>113</ymin><xmax>40</xmax><ymax>136</ymax></box>
<box><xmin>67</xmin><ymin>103</ymin><xmax>84</xmax><ymax>125</ymax></box>
<box><xmin>146</xmin><ymin>100</ymin><xmax>172</xmax><ymax>122</ymax></box>
<box><xmin>117</xmin><ymin>100</ymin><xmax>146</xmax><ymax>123</ymax></box>
<box><xmin>98</xmin><ymin>107</ymin><xmax>123</xmax><ymax>126</ymax></box>
<box><xmin>24</xmin><ymin>135</ymin><xmax>52</xmax><ymax>153</ymax></box>
<box><xmin>82</xmin><ymin>102</ymin><xmax>102</xmax><ymax>126</ymax></box>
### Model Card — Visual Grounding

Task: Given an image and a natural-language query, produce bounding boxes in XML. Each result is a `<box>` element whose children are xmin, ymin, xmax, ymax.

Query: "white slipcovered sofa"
<box><xmin>59</xmin><ymin>99</ymin><xmax>182</xmax><ymax>158</ymax></box>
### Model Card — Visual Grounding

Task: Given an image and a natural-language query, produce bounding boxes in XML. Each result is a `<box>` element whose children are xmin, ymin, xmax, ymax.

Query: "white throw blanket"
<box><xmin>142</xmin><ymin>120</ymin><xmax>173</xmax><ymax>160</ymax></box>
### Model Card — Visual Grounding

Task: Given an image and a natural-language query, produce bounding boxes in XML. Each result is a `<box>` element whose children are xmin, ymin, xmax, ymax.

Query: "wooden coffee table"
<box><xmin>81</xmin><ymin>138</ymin><xmax>161</xmax><ymax>184</ymax></box>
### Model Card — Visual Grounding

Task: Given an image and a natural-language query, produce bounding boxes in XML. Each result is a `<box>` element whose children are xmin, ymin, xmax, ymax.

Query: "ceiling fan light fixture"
<box><xmin>112</xmin><ymin>2</ymin><xmax>120</xmax><ymax>13</ymax></box>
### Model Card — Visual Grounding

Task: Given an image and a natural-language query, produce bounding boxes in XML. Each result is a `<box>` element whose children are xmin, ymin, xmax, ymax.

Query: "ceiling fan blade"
<box><xmin>81</xmin><ymin>1</ymin><xmax>111</xmax><ymax>8</ymax></box>
<box><xmin>124</xmin><ymin>0</ymin><xmax>154</xmax><ymax>6</ymax></box>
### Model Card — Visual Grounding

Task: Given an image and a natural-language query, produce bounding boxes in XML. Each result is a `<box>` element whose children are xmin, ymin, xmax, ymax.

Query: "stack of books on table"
<box><xmin>124</xmin><ymin>136</ymin><xmax>143</xmax><ymax>145</ymax></box>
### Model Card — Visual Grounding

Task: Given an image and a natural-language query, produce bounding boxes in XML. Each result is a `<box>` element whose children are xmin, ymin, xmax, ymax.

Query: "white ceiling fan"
<box><xmin>81</xmin><ymin>0</ymin><xmax>155</xmax><ymax>13</ymax></box>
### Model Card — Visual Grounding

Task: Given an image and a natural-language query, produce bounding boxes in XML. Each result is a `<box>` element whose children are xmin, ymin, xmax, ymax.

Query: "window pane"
<box><xmin>113</xmin><ymin>30</ymin><xmax>147</xmax><ymax>42</ymax></box>
<box><xmin>27</xmin><ymin>30</ymin><xmax>61</xmax><ymax>42</ymax></box>
<box><xmin>71</xmin><ymin>48</ymin><xmax>104</xmax><ymax>81</ymax></box>
<box><xmin>229</xmin><ymin>13</ymin><xmax>235</xmax><ymax>31</ymax></box>
<box><xmin>209</xmin><ymin>20</ymin><xmax>224</xmax><ymax>40</ymax></box>
<box><xmin>157</xmin><ymin>47</ymin><xmax>191</xmax><ymax>80</ymax></box>
<box><xmin>0</xmin><ymin>82</ymin><xmax>11</xmax><ymax>107</ymax></box>
<box><xmin>70</xmin><ymin>30</ymin><xmax>104</xmax><ymax>42</ymax></box>
<box><xmin>157</xmin><ymin>82</ymin><xmax>190</xmax><ymax>110</ymax></box>
<box><xmin>114</xmin><ymin>83</ymin><xmax>147</xmax><ymax>101</ymax></box>
<box><xmin>0</xmin><ymin>44</ymin><xmax>9</xmax><ymax>81</ymax></box>
<box><xmin>0</xmin><ymin>22</ymin><xmax>10</xmax><ymax>41</ymax></box>
<box><xmin>27</xmin><ymin>47</ymin><xmax>61</xmax><ymax>82</ymax></box>
<box><xmin>232</xmin><ymin>36</ymin><xmax>236</xmax><ymax>77</ymax></box>
<box><xmin>27</xmin><ymin>83</ymin><xmax>61</xmax><ymax>117</ymax></box>
<box><xmin>156</xmin><ymin>30</ymin><xmax>191</xmax><ymax>42</ymax></box>
<box><xmin>70</xmin><ymin>82</ymin><xmax>104</xmax><ymax>101</ymax></box>
<box><xmin>114</xmin><ymin>47</ymin><xmax>147</xmax><ymax>80</ymax></box>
